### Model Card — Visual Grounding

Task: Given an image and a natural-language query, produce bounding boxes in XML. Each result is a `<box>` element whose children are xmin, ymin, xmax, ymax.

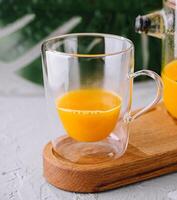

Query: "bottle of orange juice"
<box><xmin>135</xmin><ymin>0</ymin><xmax>177</xmax><ymax>118</ymax></box>
<box><xmin>162</xmin><ymin>60</ymin><xmax>177</xmax><ymax>118</ymax></box>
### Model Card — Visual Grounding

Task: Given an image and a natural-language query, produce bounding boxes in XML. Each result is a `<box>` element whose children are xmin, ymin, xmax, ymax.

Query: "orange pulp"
<box><xmin>56</xmin><ymin>89</ymin><xmax>121</xmax><ymax>142</ymax></box>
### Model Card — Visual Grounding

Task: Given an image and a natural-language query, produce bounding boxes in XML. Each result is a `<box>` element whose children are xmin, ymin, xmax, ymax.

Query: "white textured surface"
<box><xmin>1</xmin><ymin>80</ymin><xmax>177</xmax><ymax>200</ymax></box>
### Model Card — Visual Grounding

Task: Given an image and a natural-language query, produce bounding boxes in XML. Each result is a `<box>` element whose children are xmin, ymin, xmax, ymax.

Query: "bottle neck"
<box><xmin>135</xmin><ymin>10</ymin><xmax>166</xmax><ymax>39</ymax></box>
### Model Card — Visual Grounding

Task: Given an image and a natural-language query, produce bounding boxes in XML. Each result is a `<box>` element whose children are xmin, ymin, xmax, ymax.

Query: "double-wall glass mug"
<box><xmin>41</xmin><ymin>33</ymin><xmax>163</xmax><ymax>164</ymax></box>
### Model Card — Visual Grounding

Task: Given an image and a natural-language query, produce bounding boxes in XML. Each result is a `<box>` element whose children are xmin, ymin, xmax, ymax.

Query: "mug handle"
<box><xmin>128</xmin><ymin>69</ymin><xmax>163</xmax><ymax>121</ymax></box>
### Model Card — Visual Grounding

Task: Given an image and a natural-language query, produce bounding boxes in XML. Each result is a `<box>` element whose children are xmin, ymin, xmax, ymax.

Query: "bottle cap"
<box><xmin>135</xmin><ymin>15</ymin><xmax>151</xmax><ymax>33</ymax></box>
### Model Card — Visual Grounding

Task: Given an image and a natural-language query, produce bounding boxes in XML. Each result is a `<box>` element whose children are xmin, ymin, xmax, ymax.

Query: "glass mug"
<box><xmin>41</xmin><ymin>33</ymin><xmax>163</xmax><ymax>164</ymax></box>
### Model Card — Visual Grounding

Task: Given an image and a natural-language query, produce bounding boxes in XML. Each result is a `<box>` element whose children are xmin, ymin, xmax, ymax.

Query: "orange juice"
<box><xmin>162</xmin><ymin>60</ymin><xmax>177</xmax><ymax>118</ymax></box>
<box><xmin>56</xmin><ymin>89</ymin><xmax>121</xmax><ymax>142</ymax></box>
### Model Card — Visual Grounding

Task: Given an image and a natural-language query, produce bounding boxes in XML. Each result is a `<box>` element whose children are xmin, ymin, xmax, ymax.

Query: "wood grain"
<box><xmin>43</xmin><ymin>103</ymin><xmax>177</xmax><ymax>193</ymax></box>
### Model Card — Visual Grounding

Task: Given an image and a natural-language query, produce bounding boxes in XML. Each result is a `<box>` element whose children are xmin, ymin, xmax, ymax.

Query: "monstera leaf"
<box><xmin>0</xmin><ymin>0</ymin><xmax>162</xmax><ymax>85</ymax></box>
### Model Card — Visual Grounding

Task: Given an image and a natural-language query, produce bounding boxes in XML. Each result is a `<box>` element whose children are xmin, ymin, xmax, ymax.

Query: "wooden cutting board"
<box><xmin>43</xmin><ymin>103</ymin><xmax>177</xmax><ymax>193</ymax></box>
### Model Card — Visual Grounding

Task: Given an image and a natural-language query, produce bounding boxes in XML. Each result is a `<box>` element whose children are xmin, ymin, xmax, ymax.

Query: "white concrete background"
<box><xmin>1</xmin><ymin>80</ymin><xmax>177</xmax><ymax>200</ymax></box>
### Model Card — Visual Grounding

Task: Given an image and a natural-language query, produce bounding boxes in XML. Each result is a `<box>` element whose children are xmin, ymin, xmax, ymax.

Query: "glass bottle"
<box><xmin>136</xmin><ymin>0</ymin><xmax>177</xmax><ymax>120</ymax></box>
<box><xmin>135</xmin><ymin>0</ymin><xmax>175</xmax><ymax>68</ymax></box>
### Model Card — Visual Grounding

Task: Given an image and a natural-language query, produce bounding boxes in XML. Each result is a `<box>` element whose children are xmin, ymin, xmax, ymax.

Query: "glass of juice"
<box><xmin>41</xmin><ymin>33</ymin><xmax>163</xmax><ymax>164</ymax></box>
